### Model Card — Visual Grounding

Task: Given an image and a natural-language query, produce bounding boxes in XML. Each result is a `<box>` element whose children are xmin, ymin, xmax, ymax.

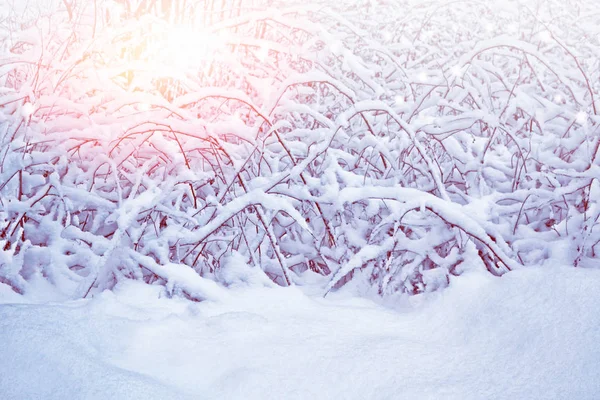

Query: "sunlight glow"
<box><xmin>138</xmin><ymin>103</ymin><xmax>151</xmax><ymax>112</ymax></box>
<box><xmin>146</xmin><ymin>26</ymin><xmax>215</xmax><ymax>71</ymax></box>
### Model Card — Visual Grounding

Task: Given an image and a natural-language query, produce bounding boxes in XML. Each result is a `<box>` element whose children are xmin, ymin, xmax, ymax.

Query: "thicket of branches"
<box><xmin>1</xmin><ymin>0</ymin><xmax>598</xmax><ymax>300</ymax></box>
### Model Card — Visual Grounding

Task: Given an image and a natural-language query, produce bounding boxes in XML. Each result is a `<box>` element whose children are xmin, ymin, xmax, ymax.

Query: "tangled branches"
<box><xmin>0</xmin><ymin>0</ymin><xmax>598</xmax><ymax>299</ymax></box>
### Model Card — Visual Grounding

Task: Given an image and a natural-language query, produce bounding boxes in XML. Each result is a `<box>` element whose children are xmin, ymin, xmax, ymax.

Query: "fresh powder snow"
<box><xmin>2</xmin><ymin>266</ymin><xmax>600</xmax><ymax>399</ymax></box>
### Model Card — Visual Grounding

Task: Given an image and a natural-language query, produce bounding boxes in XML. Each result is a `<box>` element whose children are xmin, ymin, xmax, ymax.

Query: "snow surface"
<box><xmin>2</xmin><ymin>266</ymin><xmax>600</xmax><ymax>400</ymax></box>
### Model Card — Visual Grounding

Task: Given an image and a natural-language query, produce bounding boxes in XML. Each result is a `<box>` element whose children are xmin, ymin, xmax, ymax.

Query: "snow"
<box><xmin>1</xmin><ymin>0</ymin><xmax>600</xmax><ymax>397</ymax></box>
<box><xmin>2</xmin><ymin>266</ymin><xmax>600</xmax><ymax>400</ymax></box>
<box><xmin>19</xmin><ymin>102</ymin><xmax>34</xmax><ymax>119</ymax></box>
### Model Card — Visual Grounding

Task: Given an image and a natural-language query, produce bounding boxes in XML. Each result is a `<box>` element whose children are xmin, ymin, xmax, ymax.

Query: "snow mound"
<box><xmin>1</xmin><ymin>266</ymin><xmax>600</xmax><ymax>399</ymax></box>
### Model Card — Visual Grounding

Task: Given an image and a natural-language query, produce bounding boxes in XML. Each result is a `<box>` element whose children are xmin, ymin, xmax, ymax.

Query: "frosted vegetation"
<box><xmin>0</xmin><ymin>0</ymin><xmax>599</xmax><ymax>300</ymax></box>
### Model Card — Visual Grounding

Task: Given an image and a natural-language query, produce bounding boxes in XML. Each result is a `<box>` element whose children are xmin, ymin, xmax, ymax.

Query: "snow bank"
<box><xmin>1</xmin><ymin>266</ymin><xmax>599</xmax><ymax>399</ymax></box>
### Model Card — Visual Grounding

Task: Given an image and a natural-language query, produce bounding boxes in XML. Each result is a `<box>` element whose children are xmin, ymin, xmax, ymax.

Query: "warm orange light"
<box><xmin>143</xmin><ymin>25</ymin><xmax>217</xmax><ymax>72</ymax></box>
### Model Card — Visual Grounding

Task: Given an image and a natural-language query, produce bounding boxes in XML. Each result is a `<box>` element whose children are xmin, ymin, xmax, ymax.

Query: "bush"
<box><xmin>0</xmin><ymin>0</ymin><xmax>598</xmax><ymax>299</ymax></box>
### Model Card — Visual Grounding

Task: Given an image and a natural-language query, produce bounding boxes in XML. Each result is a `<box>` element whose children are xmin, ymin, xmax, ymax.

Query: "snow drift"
<box><xmin>1</xmin><ymin>266</ymin><xmax>600</xmax><ymax>399</ymax></box>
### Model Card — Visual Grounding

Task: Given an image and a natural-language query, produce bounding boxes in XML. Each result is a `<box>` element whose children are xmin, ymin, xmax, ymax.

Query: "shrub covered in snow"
<box><xmin>0</xmin><ymin>0</ymin><xmax>598</xmax><ymax>299</ymax></box>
